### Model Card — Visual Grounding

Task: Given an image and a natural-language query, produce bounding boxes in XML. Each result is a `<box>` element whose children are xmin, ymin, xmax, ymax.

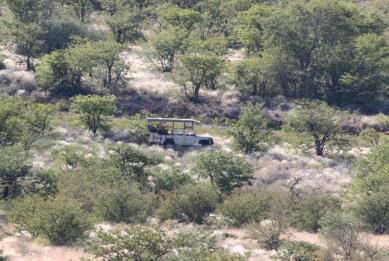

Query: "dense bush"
<box><xmin>195</xmin><ymin>150</ymin><xmax>253</xmax><ymax>195</ymax></box>
<box><xmin>152</xmin><ymin>166</ymin><xmax>193</xmax><ymax>194</ymax></box>
<box><xmin>219</xmin><ymin>192</ymin><xmax>271</xmax><ymax>226</ymax></box>
<box><xmin>88</xmin><ymin>225</ymin><xmax>172</xmax><ymax>260</ymax></box>
<box><xmin>294</xmin><ymin>195</ymin><xmax>341</xmax><ymax>232</ymax></box>
<box><xmin>275</xmin><ymin>241</ymin><xmax>319</xmax><ymax>261</ymax></box>
<box><xmin>10</xmin><ymin>196</ymin><xmax>92</xmax><ymax>245</ymax></box>
<box><xmin>350</xmin><ymin>144</ymin><xmax>389</xmax><ymax>234</ymax></box>
<box><xmin>284</xmin><ymin>100</ymin><xmax>351</xmax><ymax>156</ymax></box>
<box><xmin>96</xmin><ymin>182</ymin><xmax>156</xmax><ymax>223</ymax></box>
<box><xmin>249</xmin><ymin>190</ymin><xmax>293</xmax><ymax>250</ymax></box>
<box><xmin>157</xmin><ymin>184</ymin><xmax>219</xmax><ymax>224</ymax></box>
<box><xmin>71</xmin><ymin>95</ymin><xmax>116</xmax><ymax>134</ymax></box>
<box><xmin>230</xmin><ymin>104</ymin><xmax>272</xmax><ymax>153</ymax></box>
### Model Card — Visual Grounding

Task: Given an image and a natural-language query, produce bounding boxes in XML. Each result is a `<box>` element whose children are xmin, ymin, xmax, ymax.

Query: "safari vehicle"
<box><xmin>147</xmin><ymin>118</ymin><xmax>214</xmax><ymax>146</ymax></box>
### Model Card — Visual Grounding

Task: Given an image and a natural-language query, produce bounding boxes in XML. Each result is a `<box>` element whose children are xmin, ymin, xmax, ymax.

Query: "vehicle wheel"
<box><xmin>163</xmin><ymin>139</ymin><xmax>175</xmax><ymax>149</ymax></box>
<box><xmin>199</xmin><ymin>140</ymin><xmax>211</xmax><ymax>146</ymax></box>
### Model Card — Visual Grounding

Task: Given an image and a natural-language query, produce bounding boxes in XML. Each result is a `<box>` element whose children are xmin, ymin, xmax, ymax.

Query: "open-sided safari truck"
<box><xmin>147</xmin><ymin>118</ymin><xmax>214</xmax><ymax>146</ymax></box>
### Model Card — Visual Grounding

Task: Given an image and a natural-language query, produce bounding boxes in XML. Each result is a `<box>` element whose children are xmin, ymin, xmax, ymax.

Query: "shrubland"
<box><xmin>0</xmin><ymin>0</ymin><xmax>388</xmax><ymax>260</ymax></box>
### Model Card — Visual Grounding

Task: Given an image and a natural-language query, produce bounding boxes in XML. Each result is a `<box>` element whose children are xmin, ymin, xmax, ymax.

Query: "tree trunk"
<box><xmin>314</xmin><ymin>139</ymin><xmax>324</xmax><ymax>156</ymax></box>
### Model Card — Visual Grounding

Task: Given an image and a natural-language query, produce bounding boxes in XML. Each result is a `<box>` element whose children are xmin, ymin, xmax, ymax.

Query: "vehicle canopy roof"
<box><xmin>147</xmin><ymin>118</ymin><xmax>201</xmax><ymax>124</ymax></box>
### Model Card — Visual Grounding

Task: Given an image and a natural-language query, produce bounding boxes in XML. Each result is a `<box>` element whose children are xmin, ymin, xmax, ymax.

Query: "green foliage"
<box><xmin>37</xmin><ymin>40</ymin><xmax>127</xmax><ymax>94</ymax></box>
<box><xmin>109</xmin><ymin>144</ymin><xmax>162</xmax><ymax>187</ymax></box>
<box><xmin>88</xmin><ymin>225</ymin><xmax>172</xmax><ymax>261</ymax></box>
<box><xmin>96</xmin><ymin>182</ymin><xmax>156</xmax><ymax>223</ymax></box>
<box><xmin>195</xmin><ymin>150</ymin><xmax>253</xmax><ymax>195</ymax></box>
<box><xmin>350</xmin><ymin>143</ymin><xmax>389</xmax><ymax>194</ymax></box>
<box><xmin>275</xmin><ymin>241</ymin><xmax>319</xmax><ymax>261</ymax></box>
<box><xmin>13</xmin><ymin>22</ymin><xmax>45</xmax><ymax>70</ymax></box>
<box><xmin>234</xmin><ymin>4</ymin><xmax>271</xmax><ymax>53</ymax></box>
<box><xmin>230</xmin><ymin>104</ymin><xmax>272</xmax><ymax>153</ymax></box>
<box><xmin>147</xmin><ymin>28</ymin><xmax>187</xmax><ymax>72</ymax></box>
<box><xmin>26</xmin><ymin>170</ymin><xmax>58</xmax><ymax>200</ymax></box>
<box><xmin>160</xmin><ymin>5</ymin><xmax>202</xmax><ymax>33</ymax></box>
<box><xmin>157</xmin><ymin>184</ymin><xmax>219</xmax><ymax>224</ymax></box>
<box><xmin>91</xmin><ymin>40</ymin><xmax>128</xmax><ymax>92</ymax></box>
<box><xmin>249</xmin><ymin>190</ymin><xmax>293</xmax><ymax>250</ymax></box>
<box><xmin>0</xmin><ymin>55</ymin><xmax>5</xmax><ymax>70</ymax></box>
<box><xmin>10</xmin><ymin>196</ymin><xmax>92</xmax><ymax>245</ymax></box>
<box><xmin>0</xmin><ymin>97</ymin><xmax>53</xmax><ymax>149</ymax></box>
<box><xmin>294</xmin><ymin>195</ymin><xmax>341</xmax><ymax>232</ymax></box>
<box><xmin>349</xmin><ymin>144</ymin><xmax>389</xmax><ymax>234</ymax></box>
<box><xmin>231</xmin><ymin>55</ymin><xmax>273</xmax><ymax>96</ymax></box>
<box><xmin>249</xmin><ymin>0</ymin><xmax>388</xmax><ymax>109</ymax></box>
<box><xmin>340</xmin><ymin>33</ymin><xmax>388</xmax><ymax>109</ymax></box>
<box><xmin>36</xmin><ymin>51</ymin><xmax>73</xmax><ymax>93</ymax></box>
<box><xmin>219</xmin><ymin>192</ymin><xmax>271</xmax><ymax>226</ymax></box>
<box><xmin>176</xmin><ymin>53</ymin><xmax>224</xmax><ymax>100</ymax></box>
<box><xmin>319</xmin><ymin>212</ymin><xmax>360</xmax><ymax>260</ymax></box>
<box><xmin>152</xmin><ymin>166</ymin><xmax>193</xmax><ymax>193</ymax></box>
<box><xmin>6</xmin><ymin>0</ymin><xmax>45</xmax><ymax>23</ymax></box>
<box><xmin>355</xmin><ymin>190</ymin><xmax>389</xmax><ymax>234</ymax></box>
<box><xmin>106</xmin><ymin>9</ymin><xmax>144</xmax><ymax>43</ymax></box>
<box><xmin>71</xmin><ymin>95</ymin><xmax>116</xmax><ymax>134</ymax></box>
<box><xmin>284</xmin><ymin>100</ymin><xmax>350</xmax><ymax>156</ymax></box>
<box><xmin>0</xmin><ymin>145</ymin><xmax>30</xmax><ymax>199</ymax></box>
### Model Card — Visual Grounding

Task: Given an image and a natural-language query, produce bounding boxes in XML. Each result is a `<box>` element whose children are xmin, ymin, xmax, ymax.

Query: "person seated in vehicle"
<box><xmin>157</xmin><ymin>123</ymin><xmax>169</xmax><ymax>135</ymax></box>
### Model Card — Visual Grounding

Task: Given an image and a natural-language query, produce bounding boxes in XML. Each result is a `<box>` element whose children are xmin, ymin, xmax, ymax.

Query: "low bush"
<box><xmin>10</xmin><ymin>196</ymin><xmax>92</xmax><ymax>245</ymax></box>
<box><xmin>294</xmin><ymin>195</ymin><xmax>341</xmax><ymax>232</ymax></box>
<box><xmin>153</xmin><ymin>166</ymin><xmax>193</xmax><ymax>194</ymax></box>
<box><xmin>219</xmin><ymin>192</ymin><xmax>271</xmax><ymax>226</ymax></box>
<box><xmin>275</xmin><ymin>241</ymin><xmax>319</xmax><ymax>261</ymax></box>
<box><xmin>96</xmin><ymin>182</ymin><xmax>156</xmax><ymax>223</ymax></box>
<box><xmin>157</xmin><ymin>184</ymin><xmax>219</xmax><ymax>224</ymax></box>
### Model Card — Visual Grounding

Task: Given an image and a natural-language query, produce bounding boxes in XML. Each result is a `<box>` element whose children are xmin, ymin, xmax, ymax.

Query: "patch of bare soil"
<box><xmin>0</xmin><ymin>236</ymin><xmax>89</xmax><ymax>261</ymax></box>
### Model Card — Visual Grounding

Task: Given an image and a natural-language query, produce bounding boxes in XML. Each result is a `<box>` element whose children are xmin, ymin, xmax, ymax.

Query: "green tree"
<box><xmin>175</xmin><ymin>53</ymin><xmax>224</xmax><ymax>100</ymax></box>
<box><xmin>36</xmin><ymin>51</ymin><xmax>73</xmax><ymax>94</ymax></box>
<box><xmin>147</xmin><ymin>28</ymin><xmax>187</xmax><ymax>72</ymax></box>
<box><xmin>14</xmin><ymin>22</ymin><xmax>45</xmax><ymax>70</ymax></box>
<box><xmin>230</xmin><ymin>104</ymin><xmax>272</xmax><ymax>153</ymax></box>
<box><xmin>6</xmin><ymin>0</ymin><xmax>44</xmax><ymax>23</ymax></box>
<box><xmin>92</xmin><ymin>40</ymin><xmax>128</xmax><ymax>92</ymax></box>
<box><xmin>69</xmin><ymin>0</ymin><xmax>93</xmax><ymax>22</ymax></box>
<box><xmin>339</xmin><ymin>34</ymin><xmax>388</xmax><ymax>109</ymax></box>
<box><xmin>0</xmin><ymin>96</ymin><xmax>24</xmax><ymax>146</ymax></box>
<box><xmin>152</xmin><ymin>166</ymin><xmax>192</xmax><ymax>194</ymax></box>
<box><xmin>349</xmin><ymin>144</ymin><xmax>389</xmax><ymax>234</ymax></box>
<box><xmin>100</xmin><ymin>0</ymin><xmax>127</xmax><ymax>15</ymax></box>
<box><xmin>158</xmin><ymin>184</ymin><xmax>219</xmax><ymax>224</ymax></box>
<box><xmin>294</xmin><ymin>195</ymin><xmax>341</xmax><ymax>232</ymax></box>
<box><xmin>195</xmin><ymin>150</ymin><xmax>253</xmax><ymax>195</ymax></box>
<box><xmin>249</xmin><ymin>190</ymin><xmax>293</xmax><ymax>250</ymax></box>
<box><xmin>232</xmin><ymin>55</ymin><xmax>272</xmax><ymax>96</ymax></box>
<box><xmin>219</xmin><ymin>192</ymin><xmax>271</xmax><ymax>227</ymax></box>
<box><xmin>10</xmin><ymin>196</ymin><xmax>92</xmax><ymax>245</ymax></box>
<box><xmin>0</xmin><ymin>97</ymin><xmax>53</xmax><ymax>150</ymax></box>
<box><xmin>160</xmin><ymin>5</ymin><xmax>202</xmax><ymax>34</ymax></box>
<box><xmin>71</xmin><ymin>95</ymin><xmax>116</xmax><ymax>134</ymax></box>
<box><xmin>88</xmin><ymin>225</ymin><xmax>172</xmax><ymax>261</ymax></box>
<box><xmin>97</xmin><ymin>182</ymin><xmax>156</xmax><ymax>223</ymax></box>
<box><xmin>350</xmin><ymin>143</ymin><xmax>389</xmax><ymax>194</ymax></box>
<box><xmin>284</xmin><ymin>100</ymin><xmax>350</xmax><ymax>156</ymax></box>
<box><xmin>106</xmin><ymin>9</ymin><xmax>143</xmax><ymax>43</ymax></box>
<box><xmin>0</xmin><ymin>145</ymin><xmax>30</xmax><ymax>199</ymax></box>
<box><xmin>22</xmin><ymin>103</ymin><xmax>54</xmax><ymax>151</ymax></box>
<box><xmin>234</xmin><ymin>4</ymin><xmax>271</xmax><ymax>53</ymax></box>
<box><xmin>355</xmin><ymin>191</ymin><xmax>389</xmax><ymax>235</ymax></box>
<box><xmin>319</xmin><ymin>212</ymin><xmax>360</xmax><ymax>260</ymax></box>
<box><xmin>109</xmin><ymin>144</ymin><xmax>161</xmax><ymax>187</ymax></box>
